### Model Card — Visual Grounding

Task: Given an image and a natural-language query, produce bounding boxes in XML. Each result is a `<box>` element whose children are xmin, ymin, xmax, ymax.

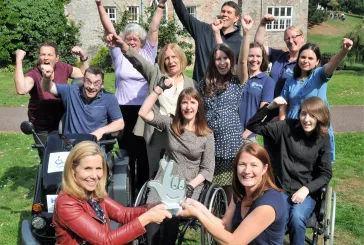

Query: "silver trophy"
<box><xmin>148</xmin><ymin>159</ymin><xmax>186</xmax><ymax>215</ymax></box>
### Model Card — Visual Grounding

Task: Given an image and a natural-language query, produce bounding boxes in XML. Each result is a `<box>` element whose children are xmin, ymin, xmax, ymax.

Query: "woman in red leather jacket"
<box><xmin>53</xmin><ymin>141</ymin><xmax>172</xmax><ymax>245</ymax></box>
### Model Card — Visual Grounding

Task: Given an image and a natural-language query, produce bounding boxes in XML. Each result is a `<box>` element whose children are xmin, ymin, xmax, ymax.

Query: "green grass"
<box><xmin>307</xmin><ymin>15</ymin><xmax>362</xmax><ymax>53</ymax></box>
<box><xmin>0</xmin><ymin>133</ymin><xmax>363</xmax><ymax>244</ymax></box>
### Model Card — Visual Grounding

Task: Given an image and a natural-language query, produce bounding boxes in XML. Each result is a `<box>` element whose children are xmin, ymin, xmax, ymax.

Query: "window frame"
<box><xmin>186</xmin><ymin>6</ymin><xmax>197</xmax><ymax>18</ymax></box>
<box><xmin>128</xmin><ymin>6</ymin><xmax>140</xmax><ymax>23</ymax></box>
<box><xmin>104</xmin><ymin>7</ymin><xmax>117</xmax><ymax>23</ymax></box>
<box><xmin>266</xmin><ymin>6</ymin><xmax>293</xmax><ymax>31</ymax></box>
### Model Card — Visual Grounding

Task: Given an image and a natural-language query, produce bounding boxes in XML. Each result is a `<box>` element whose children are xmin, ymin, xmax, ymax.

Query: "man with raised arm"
<box><xmin>41</xmin><ymin>66</ymin><xmax>124</xmax><ymax>141</ymax></box>
<box><xmin>171</xmin><ymin>0</ymin><xmax>242</xmax><ymax>82</ymax></box>
<box><xmin>14</xmin><ymin>43</ymin><xmax>89</xmax><ymax>159</ymax></box>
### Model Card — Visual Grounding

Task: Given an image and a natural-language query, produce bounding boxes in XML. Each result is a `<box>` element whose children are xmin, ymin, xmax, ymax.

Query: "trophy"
<box><xmin>148</xmin><ymin>159</ymin><xmax>186</xmax><ymax>215</ymax></box>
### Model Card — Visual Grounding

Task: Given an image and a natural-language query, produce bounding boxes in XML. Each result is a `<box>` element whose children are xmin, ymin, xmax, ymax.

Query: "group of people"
<box><xmin>14</xmin><ymin>0</ymin><xmax>353</xmax><ymax>244</ymax></box>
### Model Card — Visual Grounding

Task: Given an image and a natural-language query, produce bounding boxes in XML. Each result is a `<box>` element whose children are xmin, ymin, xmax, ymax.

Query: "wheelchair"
<box><xmin>19</xmin><ymin>121</ymin><xmax>131</xmax><ymax>245</ymax></box>
<box><xmin>133</xmin><ymin>180</ymin><xmax>228</xmax><ymax>245</ymax></box>
<box><xmin>305</xmin><ymin>185</ymin><xmax>336</xmax><ymax>245</ymax></box>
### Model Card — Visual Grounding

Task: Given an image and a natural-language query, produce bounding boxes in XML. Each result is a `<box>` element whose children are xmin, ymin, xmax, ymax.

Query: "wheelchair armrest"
<box><xmin>318</xmin><ymin>185</ymin><xmax>328</xmax><ymax>222</ymax></box>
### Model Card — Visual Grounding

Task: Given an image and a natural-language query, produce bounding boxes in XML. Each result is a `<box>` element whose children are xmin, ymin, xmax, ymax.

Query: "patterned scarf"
<box><xmin>88</xmin><ymin>198</ymin><xmax>107</xmax><ymax>223</ymax></box>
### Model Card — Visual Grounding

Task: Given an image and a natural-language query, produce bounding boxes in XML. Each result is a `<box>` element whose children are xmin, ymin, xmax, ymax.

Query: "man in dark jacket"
<box><xmin>172</xmin><ymin>0</ymin><xmax>242</xmax><ymax>82</ymax></box>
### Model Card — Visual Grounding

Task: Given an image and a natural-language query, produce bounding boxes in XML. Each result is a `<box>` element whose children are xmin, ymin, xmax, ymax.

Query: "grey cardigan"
<box><xmin>122</xmin><ymin>47</ymin><xmax>197</xmax><ymax>144</ymax></box>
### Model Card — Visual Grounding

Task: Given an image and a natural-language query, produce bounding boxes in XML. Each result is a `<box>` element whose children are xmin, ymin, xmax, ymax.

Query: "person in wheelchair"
<box><xmin>178</xmin><ymin>143</ymin><xmax>286</xmax><ymax>244</ymax></box>
<box><xmin>41</xmin><ymin>65</ymin><xmax>124</xmax><ymax>140</ymax></box>
<box><xmin>246</xmin><ymin>96</ymin><xmax>332</xmax><ymax>245</ymax></box>
<box><xmin>138</xmin><ymin>82</ymin><xmax>215</xmax><ymax>245</ymax></box>
<box><xmin>53</xmin><ymin>141</ymin><xmax>172</xmax><ymax>244</ymax></box>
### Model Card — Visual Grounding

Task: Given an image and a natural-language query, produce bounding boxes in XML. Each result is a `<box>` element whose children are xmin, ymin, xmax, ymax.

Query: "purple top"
<box><xmin>109</xmin><ymin>39</ymin><xmax>158</xmax><ymax>105</ymax></box>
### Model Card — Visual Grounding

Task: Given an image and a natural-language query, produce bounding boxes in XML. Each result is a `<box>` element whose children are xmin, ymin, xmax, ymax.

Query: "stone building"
<box><xmin>65</xmin><ymin>0</ymin><xmax>308</xmax><ymax>59</ymax></box>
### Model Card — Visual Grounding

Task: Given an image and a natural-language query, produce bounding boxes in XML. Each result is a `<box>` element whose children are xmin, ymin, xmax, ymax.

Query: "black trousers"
<box><xmin>147</xmin><ymin>217</ymin><xmax>180</xmax><ymax>245</ymax></box>
<box><xmin>117</xmin><ymin>105</ymin><xmax>149</xmax><ymax>196</ymax></box>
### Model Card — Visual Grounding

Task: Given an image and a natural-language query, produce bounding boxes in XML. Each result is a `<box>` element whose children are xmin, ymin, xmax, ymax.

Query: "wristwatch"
<box><xmin>80</xmin><ymin>56</ymin><xmax>88</xmax><ymax>62</ymax></box>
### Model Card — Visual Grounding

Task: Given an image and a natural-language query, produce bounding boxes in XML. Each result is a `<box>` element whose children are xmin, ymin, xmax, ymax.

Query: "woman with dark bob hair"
<box><xmin>138</xmin><ymin>84</ymin><xmax>215</xmax><ymax>245</ymax></box>
<box><xmin>53</xmin><ymin>141</ymin><xmax>172</xmax><ymax>245</ymax></box>
<box><xmin>198</xmin><ymin>42</ymin><xmax>245</xmax><ymax>201</ymax></box>
<box><xmin>246</xmin><ymin>96</ymin><xmax>333</xmax><ymax>245</ymax></box>
<box><xmin>178</xmin><ymin>143</ymin><xmax>286</xmax><ymax>245</ymax></box>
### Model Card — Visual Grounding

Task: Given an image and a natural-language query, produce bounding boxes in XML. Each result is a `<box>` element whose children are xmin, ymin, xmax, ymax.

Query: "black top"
<box><xmin>232</xmin><ymin>189</ymin><xmax>286</xmax><ymax>245</ymax></box>
<box><xmin>246</xmin><ymin>105</ymin><xmax>332</xmax><ymax>195</ymax></box>
<box><xmin>172</xmin><ymin>0</ymin><xmax>242</xmax><ymax>82</ymax></box>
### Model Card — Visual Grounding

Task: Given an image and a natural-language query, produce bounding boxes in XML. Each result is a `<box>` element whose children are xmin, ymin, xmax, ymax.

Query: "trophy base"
<box><xmin>163</xmin><ymin>202</ymin><xmax>181</xmax><ymax>216</ymax></box>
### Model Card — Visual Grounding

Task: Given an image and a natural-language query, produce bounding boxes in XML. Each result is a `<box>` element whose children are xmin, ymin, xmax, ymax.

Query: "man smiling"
<box><xmin>42</xmin><ymin>66</ymin><xmax>124</xmax><ymax>140</ymax></box>
<box><xmin>171</xmin><ymin>0</ymin><xmax>242</xmax><ymax>82</ymax></box>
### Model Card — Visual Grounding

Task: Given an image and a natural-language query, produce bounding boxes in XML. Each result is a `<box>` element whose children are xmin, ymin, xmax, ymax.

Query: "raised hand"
<box><xmin>15</xmin><ymin>49</ymin><xmax>26</xmax><ymax>62</ymax></box>
<box><xmin>148</xmin><ymin>159</ymin><xmax>186</xmax><ymax>205</ymax></box>
<box><xmin>40</xmin><ymin>64</ymin><xmax>54</xmax><ymax>79</ymax></box>
<box><xmin>95</xmin><ymin>0</ymin><xmax>102</xmax><ymax>6</ymax></box>
<box><xmin>158</xmin><ymin>0</ymin><xmax>167</xmax><ymax>4</ymax></box>
<box><xmin>268</xmin><ymin>96</ymin><xmax>287</xmax><ymax>110</ymax></box>
<box><xmin>71</xmin><ymin>46</ymin><xmax>87</xmax><ymax>59</ymax></box>
<box><xmin>211</xmin><ymin>18</ymin><xmax>224</xmax><ymax>32</ymax></box>
<box><xmin>241</xmin><ymin>15</ymin><xmax>254</xmax><ymax>33</ymax></box>
<box><xmin>342</xmin><ymin>38</ymin><xmax>353</xmax><ymax>51</ymax></box>
<box><xmin>261</xmin><ymin>14</ymin><xmax>275</xmax><ymax>25</ymax></box>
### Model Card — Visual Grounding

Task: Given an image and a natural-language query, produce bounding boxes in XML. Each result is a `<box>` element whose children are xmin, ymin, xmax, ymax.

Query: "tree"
<box><xmin>308</xmin><ymin>0</ymin><xmax>329</xmax><ymax>26</ymax></box>
<box><xmin>327</xmin><ymin>0</ymin><xmax>340</xmax><ymax>10</ymax></box>
<box><xmin>0</xmin><ymin>0</ymin><xmax>80</xmax><ymax>69</ymax></box>
<box><xmin>344</xmin><ymin>23</ymin><xmax>364</xmax><ymax>63</ymax></box>
<box><xmin>339</xmin><ymin>0</ymin><xmax>364</xmax><ymax>15</ymax></box>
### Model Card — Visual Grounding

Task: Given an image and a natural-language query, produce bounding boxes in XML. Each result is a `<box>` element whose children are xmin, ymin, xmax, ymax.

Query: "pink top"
<box><xmin>109</xmin><ymin>39</ymin><xmax>158</xmax><ymax>105</ymax></box>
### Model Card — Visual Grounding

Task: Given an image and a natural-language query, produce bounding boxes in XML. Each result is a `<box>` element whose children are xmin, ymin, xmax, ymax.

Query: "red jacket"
<box><xmin>53</xmin><ymin>191</ymin><xmax>147</xmax><ymax>245</ymax></box>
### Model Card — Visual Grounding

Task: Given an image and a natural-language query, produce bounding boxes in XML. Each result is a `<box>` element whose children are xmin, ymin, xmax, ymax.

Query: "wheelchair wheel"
<box><xmin>323</xmin><ymin>186</ymin><xmax>336</xmax><ymax>245</ymax></box>
<box><xmin>132</xmin><ymin>182</ymin><xmax>149</xmax><ymax>245</ymax></box>
<box><xmin>200</xmin><ymin>184</ymin><xmax>228</xmax><ymax>245</ymax></box>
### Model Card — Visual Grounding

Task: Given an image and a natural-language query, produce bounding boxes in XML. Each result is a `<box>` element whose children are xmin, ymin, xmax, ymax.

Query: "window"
<box><xmin>128</xmin><ymin>6</ymin><xmax>139</xmax><ymax>23</ymax></box>
<box><xmin>105</xmin><ymin>7</ymin><xmax>117</xmax><ymax>23</ymax></box>
<box><xmin>266</xmin><ymin>6</ymin><xmax>292</xmax><ymax>31</ymax></box>
<box><xmin>186</xmin><ymin>6</ymin><xmax>197</xmax><ymax>18</ymax></box>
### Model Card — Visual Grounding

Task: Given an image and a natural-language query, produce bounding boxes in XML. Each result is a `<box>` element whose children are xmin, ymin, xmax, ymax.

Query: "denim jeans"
<box><xmin>281</xmin><ymin>192</ymin><xmax>316</xmax><ymax>245</ymax></box>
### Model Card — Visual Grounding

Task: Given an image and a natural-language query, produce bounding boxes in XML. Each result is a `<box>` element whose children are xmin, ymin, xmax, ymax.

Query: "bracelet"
<box><xmin>80</xmin><ymin>56</ymin><xmax>88</xmax><ymax>62</ymax></box>
<box><xmin>153</xmin><ymin>90</ymin><xmax>161</xmax><ymax>96</ymax></box>
<box><xmin>158</xmin><ymin>4</ymin><xmax>165</xmax><ymax>9</ymax></box>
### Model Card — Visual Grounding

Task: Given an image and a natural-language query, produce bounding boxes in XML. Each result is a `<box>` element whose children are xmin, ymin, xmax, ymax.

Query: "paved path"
<box><xmin>0</xmin><ymin>106</ymin><xmax>363</xmax><ymax>133</ymax></box>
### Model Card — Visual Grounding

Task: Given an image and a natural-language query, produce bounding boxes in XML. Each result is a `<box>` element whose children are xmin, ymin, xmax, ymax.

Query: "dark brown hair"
<box><xmin>249</xmin><ymin>42</ymin><xmax>269</xmax><ymax>72</ymax></box>
<box><xmin>38</xmin><ymin>42</ymin><xmax>59</xmax><ymax>56</ymax></box>
<box><xmin>221</xmin><ymin>1</ymin><xmax>240</xmax><ymax>16</ymax></box>
<box><xmin>232</xmin><ymin>143</ymin><xmax>281</xmax><ymax>206</ymax></box>
<box><xmin>203</xmin><ymin>43</ymin><xmax>236</xmax><ymax>97</ymax></box>
<box><xmin>293</xmin><ymin>43</ymin><xmax>321</xmax><ymax>79</ymax></box>
<box><xmin>298</xmin><ymin>96</ymin><xmax>330</xmax><ymax>136</ymax></box>
<box><xmin>172</xmin><ymin>87</ymin><xmax>212</xmax><ymax>137</ymax></box>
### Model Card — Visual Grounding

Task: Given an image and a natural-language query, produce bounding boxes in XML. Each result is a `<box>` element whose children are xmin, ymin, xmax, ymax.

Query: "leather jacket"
<box><xmin>53</xmin><ymin>191</ymin><xmax>147</xmax><ymax>245</ymax></box>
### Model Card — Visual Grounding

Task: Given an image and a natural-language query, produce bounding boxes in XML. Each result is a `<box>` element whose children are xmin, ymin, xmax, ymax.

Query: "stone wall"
<box><xmin>66</xmin><ymin>0</ymin><xmax>308</xmax><ymax>59</ymax></box>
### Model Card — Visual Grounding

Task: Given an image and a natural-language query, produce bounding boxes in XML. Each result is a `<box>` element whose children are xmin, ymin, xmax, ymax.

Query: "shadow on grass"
<box><xmin>0</xmin><ymin>165</ymin><xmax>37</xmax><ymax>199</ymax></box>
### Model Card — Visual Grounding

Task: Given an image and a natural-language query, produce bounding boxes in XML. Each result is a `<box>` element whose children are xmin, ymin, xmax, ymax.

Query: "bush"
<box><xmin>90</xmin><ymin>46</ymin><xmax>114</xmax><ymax>72</ymax></box>
<box><xmin>321</xmin><ymin>52</ymin><xmax>346</xmax><ymax>70</ymax></box>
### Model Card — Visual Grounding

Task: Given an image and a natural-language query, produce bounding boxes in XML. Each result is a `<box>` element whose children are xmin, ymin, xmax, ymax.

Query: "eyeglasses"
<box><xmin>125</xmin><ymin>37</ymin><xmax>141</xmax><ymax>43</ymax></box>
<box><xmin>84</xmin><ymin>80</ymin><xmax>102</xmax><ymax>87</ymax></box>
<box><xmin>284</xmin><ymin>34</ymin><xmax>302</xmax><ymax>42</ymax></box>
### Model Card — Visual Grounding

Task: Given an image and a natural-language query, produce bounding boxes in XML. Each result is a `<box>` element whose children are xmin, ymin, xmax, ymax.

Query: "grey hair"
<box><xmin>121</xmin><ymin>23</ymin><xmax>147</xmax><ymax>46</ymax></box>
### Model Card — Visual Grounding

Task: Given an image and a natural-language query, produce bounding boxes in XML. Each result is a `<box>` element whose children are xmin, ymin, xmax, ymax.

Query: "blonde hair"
<box><xmin>62</xmin><ymin>141</ymin><xmax>108</xmax><ymax>201</ymax></box>
<box><xmin>284</xmin><ymin>26</ymin><xmax>304</xmax><ymax>38</ymax></box>
<box><xmin>158</xmin><ymin>43</ymin><xmax>187</xmax><ymax>76</ymax></box>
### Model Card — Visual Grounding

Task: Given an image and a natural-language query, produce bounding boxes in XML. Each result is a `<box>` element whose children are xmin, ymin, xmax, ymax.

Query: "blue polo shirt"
<box><xmin>280</xmin><ymin>65</ymin><xmax>330</xmax><ymax>119</ymax></box>
<box><xmin>56</xmin><ymin>84</ymin><xmax>123</xmax><ymax>134</ymax></box>
<box><xmin>239</xmin><ymin>72</ymin><xmax>275</xmax><ymax>138</ymax></box>
<box><xmin>269</xmin><ymin>48</ymin><xmax>297</xmax><ymax>97</ymax></box>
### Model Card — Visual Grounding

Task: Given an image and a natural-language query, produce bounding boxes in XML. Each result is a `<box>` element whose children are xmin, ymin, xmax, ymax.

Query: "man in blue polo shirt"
<box><xmin>41</xmin><ymin>66</ymin><xmax>124</xmax><ymax>140</ymax></box>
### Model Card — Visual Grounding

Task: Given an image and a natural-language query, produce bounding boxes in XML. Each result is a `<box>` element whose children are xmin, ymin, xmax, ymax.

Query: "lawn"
<box><xmin>307</xmin><ymin>15</ymin><xmax>362</xmax><ymax>53</ymax></box>
<box><xmin>0</xmin><ymin>132</ymin><xmax>363</xmax><ymax>244</ymax></box>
